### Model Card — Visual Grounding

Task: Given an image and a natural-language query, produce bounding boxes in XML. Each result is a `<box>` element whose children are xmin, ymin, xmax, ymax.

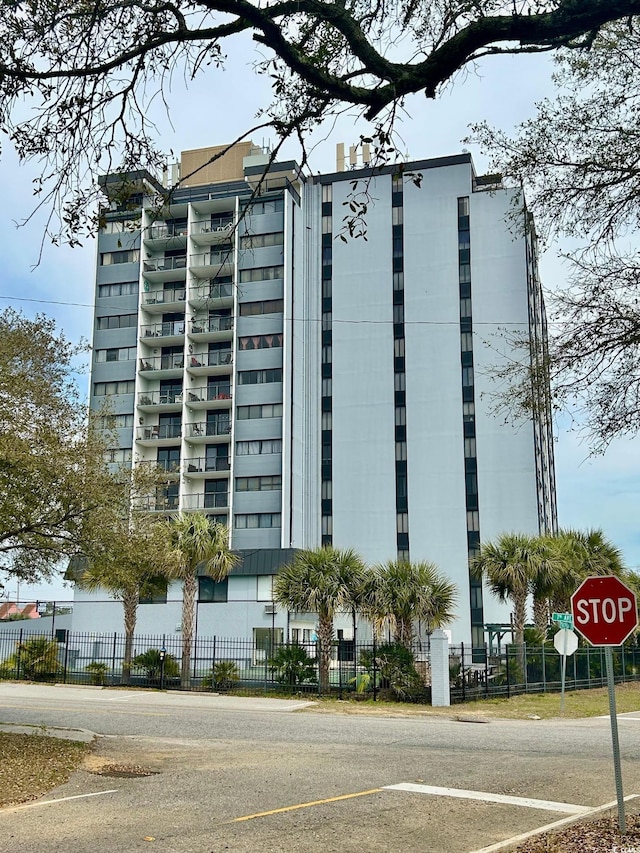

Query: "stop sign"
<box><xmin>571</xmin><ymin>576</ymin><xmax>638</xmax><ymax>646</ymax></box>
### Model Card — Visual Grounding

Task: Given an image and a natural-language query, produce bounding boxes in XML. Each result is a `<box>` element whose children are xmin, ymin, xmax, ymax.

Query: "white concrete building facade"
<box><xmin>71</xmin><ymin>143</ymin><xmax>556</xmax><ymax>654</ymax></box>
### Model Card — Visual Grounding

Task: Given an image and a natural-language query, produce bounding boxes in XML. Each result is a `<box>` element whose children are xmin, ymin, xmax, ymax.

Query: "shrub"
<box><xmin>85</xmin><ymin>661</ymin><xmax>109</xmax><ymax>685</ymax></box>
<box><xmin>269</xmin><ymin>644</ymin><xmax>317</xmax><ymax>686</ymax></box>
<box><xmin>359</xmin><ymin>643</ymin><xmax>424</xmax><ymax>700</ymax></box>
<box><xmin>203</xmin><ymin>660</ymin><xmax>240</xmax><ymax>691</ymax></box>
<box><xmin>2</xmin><ymin>637</ymin><xmax>61</xmax><ymax>682</ymax></box>
<box><xmin>132</xmin><ymin>648</ymin><xmax>179</xmax><ymax>681</ymax></box>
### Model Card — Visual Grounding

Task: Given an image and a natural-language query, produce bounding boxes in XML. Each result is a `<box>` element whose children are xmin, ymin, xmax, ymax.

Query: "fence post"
<box><xmin>622</xmin><ymin>645</ymin><xmax>626</xmax><ymax>682</ymax></box>
<box><xmin>430</xmin><ymin>630</ymin><xmax>450</xmax><ymax>707</ymax></box>
<box><xmin>63</xmin><ymin>639</ymin><xmax>70</xmax><ymax>684</ymax></box>
<box><xmin>16</xmin><ymin>629</ymin><xmax>23</xmax><ymax>680</ymax></box>
<box><xmin>111</xmin><ymin>633</ymin><xmax>117</xmax><ymax>684</ymax></box>
<box><xmin>460</xmin><ymin>642</ymin><xmax>465</xmax><ymax>703</ymax></box>
<box><xmin>484</xmin><ymin>644</ymin><xmax>489</xmax><ymax>698</ymax></box>
<box><xmin>372</xmin><ymin>634</ymin><xmax>377</xmax><ymax>703</ymax></box>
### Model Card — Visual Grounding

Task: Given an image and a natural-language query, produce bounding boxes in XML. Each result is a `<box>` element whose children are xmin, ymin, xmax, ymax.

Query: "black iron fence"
<box><xmin>449</xmin><ymin>642</ymin><xmax>640</xmax><ymax>703</ymax></box>
<box><xmin>1</xmin><ymin>628</ymin><xmax>639</xmax><ymax>703</ymax></box>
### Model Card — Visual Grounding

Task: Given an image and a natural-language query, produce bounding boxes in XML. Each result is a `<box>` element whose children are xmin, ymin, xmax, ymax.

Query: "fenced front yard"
<box><xmin>1</xmin><ymin>628</ymin><xmax>639</xmax><ymax>703</ymax></box>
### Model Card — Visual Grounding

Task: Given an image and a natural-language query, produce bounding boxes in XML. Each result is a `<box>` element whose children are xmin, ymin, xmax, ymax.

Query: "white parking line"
<box><xmin>384</xmin><ymin>783</ymin><xmax>591</xmax><ymax>814</ymax></box>
<box><xmin>2</xmin><ymin>790</ymin><xmax>118</xmax><ymax>813</ymax></box>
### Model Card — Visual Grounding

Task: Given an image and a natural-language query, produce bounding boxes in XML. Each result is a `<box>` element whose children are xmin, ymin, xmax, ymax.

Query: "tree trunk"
<box><xmin>394</xmin><ymin>616</ymin><xmax>413</xmax><ymax>651</ymax></box>
<box><xmin>122</xmin><ymin>590</ymin><xmax>138</xmax><ymax>686</ymax></box>
<box><xmin>181</xmin><ymin>573</ymin><xmax>197</xmax><ymax>689</ymax></box>
<box><xmin>512</xmin><ymin>587</ymin><xmax>528</xmax><ymax>679</ymax></box>
<box><xmin>317</xmin><ymin>610</ymin><xmax>334</xmax><ymax>695</ymax></box>
<box><xmin>533</xmin><ymin>595</ymin><xmax>549</xmax><ymax>641</ymax></box>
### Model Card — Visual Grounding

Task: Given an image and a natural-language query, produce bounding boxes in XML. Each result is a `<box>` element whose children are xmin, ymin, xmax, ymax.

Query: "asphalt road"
<box><xmin>1</xmin><ymin>683</ymin><xmax>640</xmax><ymax>853</ymax></box>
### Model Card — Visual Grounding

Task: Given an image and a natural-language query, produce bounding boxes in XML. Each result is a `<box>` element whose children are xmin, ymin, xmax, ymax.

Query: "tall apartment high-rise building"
<box><xmin>87</xmin><ymin>141</ymin><xmax>556</xmax><ymax>648</ymax></box>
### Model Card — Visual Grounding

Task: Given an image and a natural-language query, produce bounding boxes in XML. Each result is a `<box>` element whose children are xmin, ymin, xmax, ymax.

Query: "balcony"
<box><xmin>139</xmin><ymin>354</ymin><xmax>184</xmax><ymax>378</ymax></box>
<box><xmin>136</xmin><ymin>423</ymin><xmax>182</xmax><ymax>442</ymax></box>
<box><xmin>190</xmin><ymin>218</ymin><xmax>234</xmax><ymax>247</ymax></box>
<box><xmin>189</xmin><ymin>316</ymin><xmax>234</xmax><ymax>344</ymax></box>
<box><xmin>147</xmin><ymin>223</ymin><xmax>189</xmax><ymax>240</ymax></box>
<box><xmin>137</xmin><ymin>390</ymin><xmax>183</xmax><ymax>410</ymax></box>
<box><xmin>184</xmin><ymin>456</ymin><xmax>231</xmax><ymax>477</ymax></box>
<box><xmin>135</xmin><ymin>495</ymin><xmax>180</xmax><ymax>513</ymax></box>
<box><xmin>187</xmin><ymin>350</ymin><xmax>233</xmax><ymax>376</ymax></box>
<box><xmin>188</xmin><ymin>280</ymin><xmax>234</xmax><ymax>308</ymax></box>
<box><xmin>185</xmin><ymin>420</ymin><xmax>231</xmax><ymax>441</ymax></box>
<box><xmin>142</xmin><ymin>287</ymin><xmax>186</xmax><ymax>312</ymax></box>
<box><xmin>184</xmin><ymin>385</ymin><xmax>232</xmax><ymax>411</ymax></box>
<box><xmin>140</xmin><ymin>321</ymin><xmax>185</xmax><ymax>346</ymax></box>
<box><xmin>142</xmin><ymin>255</ymin><xmax>187</xmax><ymax>283</ymax></box>
<box><xmin>182</xmin><ymin>492</ymin><xmax>229</xmax><ymax>510</ymax></box>
<box><xmin>190</xmin><ymin>249</ymin><xmax>234</xmax><ymax>279</ymax></box>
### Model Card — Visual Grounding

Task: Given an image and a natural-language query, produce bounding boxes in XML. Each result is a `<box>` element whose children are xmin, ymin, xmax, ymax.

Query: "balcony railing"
<box><xmin>190</xmin><ymin>316</ymin><xmax>234</xmax><ymax>334</ymax></box>
<box><xmin>185</xmin><ymin>421</ymin><xmax>231</xmax><ymax>438</ymax></box>
<box><xmin>142</xmin><ymin>288</ymin><xmax>186</xmax><ymax>305</ymax></box>
<box><xmin>188</xmin><ymin>351</ymin><xmax>232</xmax><ymax>368</ymax></box>
<box><xmin>146</xmin><ymin>224</ymin><xmax>188</xmax><ymax>239</ymax></box>
<box><xmin>184</xmin><ymin>457</ymin><xmax>231</xmax><ymax>473</ymax></box>
<box><xmin>190</xmin><ymin>281</ymin><xmax>234</xmax><ymax>301</ymax></box>
<box><xmin>143</xmin><ymin>256</ymin><xmax>187</xmax><ymax>273</ymax></box>
<box><xmin>185</xmin><ymin>385</ymin><xmax>232</xmax><ymax>403</ymax></box>
<box><xmin>135</xmin><ymin>495</ymin><xmax>180</xmax><ymax>512</ymax></box>
<box><xmin>137</xmin><ymin>390</ymin><xmax>183</xmax><ymax>406</ymax></box>
<box><xmin>136</xmin><ymin>424</ymin><xmax>182</xmax><ymax>440</ymax></box>
<box><xmin>183</xmin><ymin>492</ymin><xmax>229</xmax><ymax>510</ymax></box>
<box><xmin>139</xmin><ymin>355</ymin><xmax>184</xmax><ymax>372</ymax></box>
<box><xmin>191</xmin><ymin>217</ymin><xmax>234</xmax><ymax>235</ymax></box>
<box><xmin>141</xmin><ymin>321</ymin><xmax>185</xmax><ymax>338</ymax></box>
<box><xmin>190</xmin><ymin>250</ymin><xmax>234</xmax><ymax>268</ymax></box>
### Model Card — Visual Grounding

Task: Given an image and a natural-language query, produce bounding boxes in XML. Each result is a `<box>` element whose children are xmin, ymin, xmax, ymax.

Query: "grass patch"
<box><xmin>0</xmin><ymin>733</ymin><xmax>90</xmax><ymax>807</ymax></box>
<box><xmin>303</xmin><ymin>682</ymin><xmax>640</xmax><ymax>720</ymax></box>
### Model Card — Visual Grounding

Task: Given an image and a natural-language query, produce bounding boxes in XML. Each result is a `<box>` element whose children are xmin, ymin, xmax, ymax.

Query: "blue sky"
<box><xmin>2</xmin><ymin>45</ymin><xmax>639</xmax><ymax>601</ymax></box>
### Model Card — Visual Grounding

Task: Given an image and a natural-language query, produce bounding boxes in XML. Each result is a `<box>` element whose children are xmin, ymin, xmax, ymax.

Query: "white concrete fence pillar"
<box><xmin>430</xmin><ymin>629</ymin><xmax>450</xmax><ymax>707</ymax></box>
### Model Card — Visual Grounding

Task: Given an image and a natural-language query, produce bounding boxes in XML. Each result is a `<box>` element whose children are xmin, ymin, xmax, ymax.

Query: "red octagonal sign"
<box><xmin>571</xmin><ymin>575</ymin><xmax>638</xmax><ymax>646</ymax></box>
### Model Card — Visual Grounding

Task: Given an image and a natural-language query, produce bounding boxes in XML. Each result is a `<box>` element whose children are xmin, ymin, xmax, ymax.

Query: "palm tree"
<box><xmin>273</xmin><ymin>546</ymin><xmax>366</xmax><ymax>693</ymax></box>
<box><xmin>78</xmin><ymin>517</ymin><xmax>172</xmax><ymax>684</ymax></box>
<box><xmin>545</xmin><ymin>529</ymin><xmax>625</xmax><ymax>612</ymax></box>
<box><xmin>165</xmin><ymin>513</ymin><xmax>238</xmax><ymax>688</ymax></box>
<box><xmin>361</xmin><ymin>560</ymin><xmax>457</xmax><ymax>649</ymax></box>
<box><xmin>472</xmin><ymin>533</ymin><xmax>544</xmax><ymax>647</ymax></box>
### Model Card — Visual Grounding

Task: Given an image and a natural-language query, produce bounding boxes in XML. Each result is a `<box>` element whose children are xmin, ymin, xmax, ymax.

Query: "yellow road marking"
<box><xmin>233</xmin><ymin>788</ymin><xmax>382</xmax><ymax>822</ymax></box>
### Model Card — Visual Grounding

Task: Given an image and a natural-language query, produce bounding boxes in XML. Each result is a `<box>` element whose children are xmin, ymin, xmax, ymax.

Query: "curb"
<box><xmin>468</xmin><ymin>793</ymin><xmax>640</xmax><ymax>853</ymax></box>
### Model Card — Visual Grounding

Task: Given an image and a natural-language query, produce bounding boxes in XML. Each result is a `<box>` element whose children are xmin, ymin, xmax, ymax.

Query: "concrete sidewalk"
<box><xmin>0</xmin><ymin>681</ymin><xmax>316</xmax><ymax>713</ymax></box>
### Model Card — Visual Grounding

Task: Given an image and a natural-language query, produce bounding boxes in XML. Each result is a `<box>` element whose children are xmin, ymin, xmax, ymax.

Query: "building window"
<box><xmin>93</xmin><ymin>380</ymin><xmax>135</xmax><ymax>396</ymax></box>
<box><xmin>236</xmin><ymin>439</ymin><xmax>282</xmax><ymax>455</ymax></box>
<box><xmin>95</xmin><ymin>346</ymin><xmax>137</xmax><ymax>363</ymax></box>
<box><xmin>464</xmin><ymin>437</ymin><xmax>477</xmax><ymax>458</ymax></box>
<box><xmin>238</xmin><ymin>265</ymin><xmax>284</xmax><ymax>283</ymax></box>
<box><xmin>98</xmin><ymin>281</ymin><xmax>138</xmax><ymax>298</ymax></box>
<box><xmin>100</xmin><ymin>249</ymin><xmax>140</xmax><ymax>265</ymax></box>
<box><xmin>257</xmin><ymin>576</ymin><xmax>273</xmax><ymax>601</ymax></box>
<box><xmin>237</xmin><ymin>368</ymin><xmax>283</xmax><ymax>385</ymax></box>
<box><xmin>97</xmin><ymin>413</ymin><xmax>134</xmax><ymax>429</ymax></box>
<box><xmin>236</xmin><ymin>403</ymin><xmax>283</xmax><ymax>420</ymax></box>
<box><xmin>99</xmin><ymin>219</ymin><xmax>139</xmax><ymax>235</ymax></box>
<box><xmin>240</xmin><ymin>232</ymin><xmax>284</xmax><ymax>249</ymax></box>
<box><xmin>243</xmin><ymin>198</ymin><xmax>284</xmax><ymax>215</ymax></box>
<box><xmin>235</xmin><ymin>475</ymin><xmax>282</xmax><ymax>491</ymax></box>
<box><xmin>238</xmin><ymin>334</ymin><xmax>283</xmax><ymax>351</ymax></box>
<box><xmin>234</xmin><ymin>513</ymin><xmax>281</xmax><ymax>529</ymax></box>
<box><xmin>139</xmin><ymin>576</ymin><xmax>168</xmax><ymax>604</ymax></box>
<box><xmin>239</xmin><ymin>299</ymin><xmax>284</xmax><ymax>316</ymax></box>
<box><xmin>198</xmin><ymin>577</ymin><xmax>228</xmax><ymax>603</ymax></box>
<box><xmin>97</xmin><ymin>313</ymin><xmax>137</xmax><ymax>330</ymax></box>
<box><xmin>104</xmin><ymin>447</ymin><xmax>132</xmax><ymax>464</ymax></box>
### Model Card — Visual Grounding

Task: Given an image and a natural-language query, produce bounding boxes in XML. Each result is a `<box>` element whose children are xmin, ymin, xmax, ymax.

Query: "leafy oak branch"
<box><xmin>2</xmin><ymin>0</ymin><xmax>640</xmax><ymax>241</ymax></box>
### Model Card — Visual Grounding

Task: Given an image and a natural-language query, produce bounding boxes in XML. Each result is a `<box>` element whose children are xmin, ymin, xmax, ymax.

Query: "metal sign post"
<box><xmin>553</xmin><ymin>628</ymin><xmax>578</xmax><ymax>714</ymax></box>
<box><xmin>571</xmin><ymin>575</ymin><xmax>639</xmax><ymax>836</ymax></box>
